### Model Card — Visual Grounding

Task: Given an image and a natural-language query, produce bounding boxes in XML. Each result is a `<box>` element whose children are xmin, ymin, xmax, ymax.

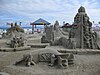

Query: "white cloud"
<box><xmin>0</xmin><ymin>0</ymin><xmax>100</xmax><ymax>25</ymax></box>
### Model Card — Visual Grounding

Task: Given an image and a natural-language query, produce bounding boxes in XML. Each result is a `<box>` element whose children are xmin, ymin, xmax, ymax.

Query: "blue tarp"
<box><xmin>31</xmin><ymin>18</ymin><xmax>51</xmax><ymax>25</ymax></box>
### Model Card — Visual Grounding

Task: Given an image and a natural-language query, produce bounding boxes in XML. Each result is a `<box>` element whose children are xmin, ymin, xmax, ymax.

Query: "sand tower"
<box><xmin>69</xmin><ymin>6</ymin><xmax>97</xmax><ymax>49</ymax></box>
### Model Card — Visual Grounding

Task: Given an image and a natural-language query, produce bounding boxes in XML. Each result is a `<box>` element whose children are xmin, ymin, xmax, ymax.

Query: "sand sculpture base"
<box><xmin>0</xmin><ymin>46</ymin><xmax>31</xmax><ymax>52</ymax></box>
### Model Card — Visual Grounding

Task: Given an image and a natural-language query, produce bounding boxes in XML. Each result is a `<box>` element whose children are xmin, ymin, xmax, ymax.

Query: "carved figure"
<box><xmin>24</xmin><ymin>53</ymin><xmax>36</xmax><ymax>67</ymax></box>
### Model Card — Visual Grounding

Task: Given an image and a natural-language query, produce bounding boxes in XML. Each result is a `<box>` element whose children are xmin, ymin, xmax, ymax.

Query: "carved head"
<box><xmin>78</xmin><ymin>6</ymin><xmax>85</xmax><ymax>13</ymax></box>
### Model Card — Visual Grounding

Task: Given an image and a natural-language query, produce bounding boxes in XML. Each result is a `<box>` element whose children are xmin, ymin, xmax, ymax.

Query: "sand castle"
<box><xmin>41</xmin><ymin>6</ymin><xmax>99</xmax><ymax>49</ymax></box>
<box><xmin>69</xmin><ymin>6</ymin><xmax>97</xmax><ymax>49</ymax></box>
<box><xmin>0</xmin><ymin>6</ymin><xmax>100</xmax><ymax>75</ymax></box>
<box><xmin>15</xmin><ymin>6</ymin><xmax>100</xmax><ymax>69</ymax></box>
<box><xmin>0</xmin><ymin>22</ymin><xmax>31</xmax><ymax>52</ymax></box>
<box><xmin>2</xmin><ymin>22</ymin><xmax>24</xmax><ymax>39</ymax></box>
<box><xmin>41</xmin><ymin>20</ymin><xmax>69</xmax><ymax>43</ymax></box>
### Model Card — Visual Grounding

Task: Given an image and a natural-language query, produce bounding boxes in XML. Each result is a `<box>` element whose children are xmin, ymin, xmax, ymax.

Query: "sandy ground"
<box><xmin>0</xmin><ymin>33</ymin><xmax>100</xmax><ymax>75</ymax></box>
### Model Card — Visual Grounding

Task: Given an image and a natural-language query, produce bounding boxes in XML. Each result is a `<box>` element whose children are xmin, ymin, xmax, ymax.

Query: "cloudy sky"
<box><xmin>0</xmin><ymin>0</ymin><xmax>100</xmax><ymax>26</ymax></box>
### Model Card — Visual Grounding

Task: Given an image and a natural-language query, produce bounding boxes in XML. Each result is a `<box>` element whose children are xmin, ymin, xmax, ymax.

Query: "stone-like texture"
<box><xmin>69</xmin><ymin>6</ymin><xmax>97</xmax><ymax>49</ymax></box>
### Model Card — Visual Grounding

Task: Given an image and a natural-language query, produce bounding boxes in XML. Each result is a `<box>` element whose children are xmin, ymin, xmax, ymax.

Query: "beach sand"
<box><xmin>0</xmin><ymin>33</ymin><xmax>100</xmax><ymax>75</ymax></box>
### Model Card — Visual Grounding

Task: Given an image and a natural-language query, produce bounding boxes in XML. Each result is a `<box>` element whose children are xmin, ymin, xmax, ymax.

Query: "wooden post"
<box><xmin>35</xmin><ymin>25</ymin><xmax>36</xmax><ymax>28</ymax></box>
<box><xmin>32</xmin><ymin>25</ymin><xmax>34</xmax><ymax>34</ymax></box>
<box><xmin>44</xmin><ymin>24</ymin><xmax>45</xmax><ymax>32</ymax></box>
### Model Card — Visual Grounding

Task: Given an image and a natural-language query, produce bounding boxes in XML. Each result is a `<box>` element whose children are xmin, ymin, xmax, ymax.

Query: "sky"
<box><xmin>0</xmin><ymin>0</ymin><xmax>100</xmax><ymax>27</ymax></box>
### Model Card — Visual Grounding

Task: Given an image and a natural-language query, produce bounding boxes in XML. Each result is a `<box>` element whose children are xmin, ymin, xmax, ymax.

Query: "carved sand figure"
<box><xmin>18</xmin><ymin>36</ymin><xmax>24</xmax><ymax>47</ymax></box>
<box><xmin>24</xmin><ymin>53</ymin><xmax>36</xmax><ymax>67</ymax></box>
<box><xmin>48</xmin><ymin>54</ymin><xmax>57</xmax><ymax>66</ymax></box>
<box><xmin>57</xmin><ymin>56</ymin><xmax>68</xmax><ymax>68</ymax></box>
<box><xmin>84</xmin><ymin>35</ymin><xmax>91</xmax><ymax>48</ymax></box>
<box><xmin>9</xmin><ymin>35</ymin><xmax>25</xmax><ymax>48</ymax></box>
<box><xmin>41</xmin><ymin>20</ymin><xmax>69</xmax><ymax>43</ymax></box>
<box><xmin>10</xmin><ymin>37</ymin><xmax>18</xmax><ymax>48</ymax></box>
<box><xmin>72</xmin><ymin>40</ymin><xmax>76</xmax><ymax>49</ymax></box>
<box><xmin>15</xmin><ymin>48</ymin><xmax>74</xmax><ymax>69</ymax></box>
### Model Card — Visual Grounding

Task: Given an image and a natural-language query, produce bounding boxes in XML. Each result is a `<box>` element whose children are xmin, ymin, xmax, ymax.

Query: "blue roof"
<box><xmin>31</xmin><ymin>18</ymin><xmax>51</xmax><ymax>25</ymax></box>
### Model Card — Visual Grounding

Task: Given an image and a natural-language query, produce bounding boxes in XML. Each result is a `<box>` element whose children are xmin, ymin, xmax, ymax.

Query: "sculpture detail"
<box><xmin>70</xmin><ymin>6</ymin><xmax>97</xmax><ymax>49</ymax></box>
<box><xmin>9</xmin><ymin>35</ymin><xmax>26</xmax><ymax>48</ymax></box>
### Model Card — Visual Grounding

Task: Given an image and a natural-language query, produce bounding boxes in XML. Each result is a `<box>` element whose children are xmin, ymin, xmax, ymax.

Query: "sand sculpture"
<box><xmin>0</xmin><ymin>35</ymin><xmax>30</xmax><ymax>52</ymax></box>
<box><xmin>41</xmin><ymin>21</ymin><xmax>69</xmax><ymax>43</ymax></box>
<box><xmin>15</xmin><ymin>49</ymin><xmax>74</xmax><ymax>68</ymax></box>
<box><xmin>2</xmin><ymin>33</ymin><xmax>31</xmax><ymax>52</ymax></box>
<box><xmin>0</xmin><ymin>23</ymin><xmax>31</xmax><ymax>52</ymax></box>
<box><xmin>41</xmin><ymin>25</ymin><xmax>54</xmax><ymax>43</ymax></box>
<box><xmin>0</xmin><ymin>72</ymin><xmax>10</xmax><ymax>75</ymax></box>
<box><xmin>2</xmin><ymin>22</ymin><xmax>24</xmax><ymax>39</ymax></box>
<box><xmin>7</xmin><ymin>22</ymin><xmax>24</xmax><ymax>33</ymax></box>
<box><xmin>1</xmin><ymin>6</ymin><xmax>100</xmax><ymax>75</ymax></box>
<box><xmin>8</xmin><ymin>35</ymin><xmax>26</xmax><ymax>48</ymax></box>
<box><xmin>17</xmin><ymin>53</ymin><xmax>36</xmax><ymax>67</ymax></box>
<box><xmin>69</xmin><ymin>6</ymin><xmax>98</xmax><ymax>49</ymax></box>
<box><xmin>47</xmin><ymin>6</ymin><xmax>99</xmax><ymax>49</ymax></box>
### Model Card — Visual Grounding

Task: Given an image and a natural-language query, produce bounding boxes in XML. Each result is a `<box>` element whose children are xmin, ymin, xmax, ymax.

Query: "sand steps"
<box><xmin>58</xmin><ymin>49</ymin><xmax>100</xmax><ymax>55</ymax></box>
<box><xmin>0</xmin><ymin>46</ymin><xmax>31</xmax><ymax>52</ymax></box>
<box><xmin>28</xmin><ymin>44</ymin><xmax>48</xmax><ymax>48</ymax></box>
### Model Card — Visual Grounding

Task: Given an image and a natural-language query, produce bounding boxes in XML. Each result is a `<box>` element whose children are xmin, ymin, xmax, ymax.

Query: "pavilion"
<box><xmin>30</xmin><ymin>18</ymin><xmax>51</xmax><ymax>33</ymax></box>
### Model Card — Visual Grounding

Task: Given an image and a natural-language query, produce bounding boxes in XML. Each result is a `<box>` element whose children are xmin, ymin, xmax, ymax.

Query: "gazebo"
<box><xmin>30</xmin><ymin>18</ymin><xmax>51</xmax><ymax>33</ymax></box>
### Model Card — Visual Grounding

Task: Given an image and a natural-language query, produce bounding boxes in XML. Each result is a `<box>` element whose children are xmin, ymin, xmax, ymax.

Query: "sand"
<box><xmin>0</xmin><ymin>33</ymin><xmax>100</xmax><ymax>75</ymax></box>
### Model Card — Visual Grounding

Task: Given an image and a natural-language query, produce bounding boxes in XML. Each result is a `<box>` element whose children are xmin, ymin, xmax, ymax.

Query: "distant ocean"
<box><xmin>0</xmin><ymin>26</ymin><xmax>44</xmax><ymax>34</ymax></box>
<box><xmin>0</xmin><ymin>26</ymin><xmax>43</xmax><ymax>30</ymax></box>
